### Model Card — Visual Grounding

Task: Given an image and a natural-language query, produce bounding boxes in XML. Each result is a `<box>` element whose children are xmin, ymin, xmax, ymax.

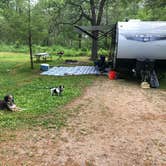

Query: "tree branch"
<box><xmin>82</xmin><ymin>12</ymin><xmax>93</xmax><ymax>22</ymax></box>
<box><xmin>90</xmin><ymin>0</ymin><xmax>96</xmax><ymax>25</ymax></box>
<box><xmin>97</xmin><ymin>0</ymin><xmax>106</xmax><ymax>25</ymax></box>
<box><xmin>69</xmin><ymin>2</ymin><xmax>92</xmax><ymax>22</ymax></box>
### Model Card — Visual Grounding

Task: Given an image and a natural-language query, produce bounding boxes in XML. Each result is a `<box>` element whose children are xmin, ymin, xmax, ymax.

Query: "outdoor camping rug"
<box><xmin>41</xmin><ymin>66</ymin><xmax>100</xmax><ymax>76</ymax></box>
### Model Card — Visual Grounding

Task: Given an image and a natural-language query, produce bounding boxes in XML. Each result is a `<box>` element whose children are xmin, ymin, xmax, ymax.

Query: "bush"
<box><xmin>0</xmin><ymin>44</ymin><xmax>108</xmax><ymax>58</ymax></box>
<box><xmin>0</xmin><ymin>43</ymin><xmax>29</xmax><ymax>53</ymax></box>
<box><xmin>98</xmin><ymin>48</ymin><xmax>109</xmax><ymax>57</ymax></box>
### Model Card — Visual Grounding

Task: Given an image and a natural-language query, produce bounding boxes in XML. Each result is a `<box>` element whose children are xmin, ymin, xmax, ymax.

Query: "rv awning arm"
<box><xmin>75</xmin><ymin>24</ymin><xmax>116</xmax><ymax>40</ymax></box>
<box><xmin>74</xmin><ymin>25</ymin><xmax>97</xmax><ymax>40</ymax></box>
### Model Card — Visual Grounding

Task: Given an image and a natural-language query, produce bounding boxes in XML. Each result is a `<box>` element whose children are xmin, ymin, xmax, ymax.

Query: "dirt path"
<box><xmin>0</xmin><ymin>77</ymin><xmax>166</xmax><ymax>166</ymax></box>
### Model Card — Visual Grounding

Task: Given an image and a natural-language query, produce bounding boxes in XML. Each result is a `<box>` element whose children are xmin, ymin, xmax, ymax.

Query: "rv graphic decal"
<box><xmin>122</xmin><ymin>34</ymin><xmax>166</xmax><ymax>42</ymax></box>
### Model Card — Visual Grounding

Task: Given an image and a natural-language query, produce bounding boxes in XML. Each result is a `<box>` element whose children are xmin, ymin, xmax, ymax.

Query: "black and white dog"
<box><xmin>0</xmin><ymin>94</ymin><xmax>16</xmax><ymax>111</ymax></box>
<box><xmin>50</xmin><ymin>85</ymin><xmax>64</xmax><ymax>96</ymax></box>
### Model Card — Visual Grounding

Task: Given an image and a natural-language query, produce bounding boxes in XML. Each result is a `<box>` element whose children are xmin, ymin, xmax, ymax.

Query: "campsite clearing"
<box><xmin>0</xmin><ymin>77</ymin><xmax>166</xmax><ymax>165</ymax></box>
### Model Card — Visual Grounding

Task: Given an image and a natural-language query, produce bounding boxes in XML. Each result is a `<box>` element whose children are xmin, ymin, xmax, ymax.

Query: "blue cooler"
<box><xmin>40</xmin><ymin>64</ymin><xmax>49</xmax><ymax>71</ymax></box>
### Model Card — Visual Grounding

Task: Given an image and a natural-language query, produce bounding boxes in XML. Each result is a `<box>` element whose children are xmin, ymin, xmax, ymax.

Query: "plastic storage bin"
<box><xmin>40</xmin><ymin>64</ymin><xmax>49</xmax><ymax>71</ymax></box>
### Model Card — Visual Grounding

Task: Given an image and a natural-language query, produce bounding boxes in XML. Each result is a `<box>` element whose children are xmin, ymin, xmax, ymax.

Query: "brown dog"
<box><xmin>0</xmin><ymin>95</ymin><xmax>21</xmax><ymax>112</ymax></box>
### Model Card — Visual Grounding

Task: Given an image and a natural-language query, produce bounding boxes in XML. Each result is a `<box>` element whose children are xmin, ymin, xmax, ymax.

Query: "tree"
<box><xmin>65</xmin><ymin>0</ymin><xmax>107</xmax><ymax>60</ymax></box>
<box><xmin>28</xmin><ymin>0</ymin><xmax>33</xmax><ymax>69</ymax></box>
<box><xmin>144</xmin><ymin>0</ymin><xmax>166</xmax><ymax>20</ymax></box>
<box><xmin>90</xmin><ymin>0</ymin><xmax>107</xmax><ymax>60</ymax></box>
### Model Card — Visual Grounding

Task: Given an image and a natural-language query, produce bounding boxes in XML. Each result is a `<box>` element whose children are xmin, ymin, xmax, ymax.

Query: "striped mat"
<box><xmin>41</xmin><ymin>66</ymin><xmax>100</xmax><ymax>76</ymax></box>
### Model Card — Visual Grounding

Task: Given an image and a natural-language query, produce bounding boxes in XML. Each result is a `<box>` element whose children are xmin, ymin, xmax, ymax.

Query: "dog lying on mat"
<box><xmin>50</xmin><ymin>85</ymin><xmax>64</xmax><ymax>96</ymax></box>
<box><xmin>0</xmin><ymin>95</ymin><xmax>21</xmax><ymax>112</ymax></box>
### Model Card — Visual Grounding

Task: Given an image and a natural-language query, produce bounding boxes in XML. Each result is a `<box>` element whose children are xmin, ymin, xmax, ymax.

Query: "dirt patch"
<box><xmin>0</xmin><ymin>77</ymin><xmax>166</xmax><ymax>165</ymax></box>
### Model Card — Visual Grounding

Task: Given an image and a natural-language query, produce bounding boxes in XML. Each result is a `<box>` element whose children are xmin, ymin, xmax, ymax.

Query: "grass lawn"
<box><xmin>159</xmin><ymin>72</ymin><xmax>166</xmax><ymax>89</ymax></box>
<box><xmin>0</xmin><ymin>52</ymin><xmax>95</xmax><ymax>130</ymax></box>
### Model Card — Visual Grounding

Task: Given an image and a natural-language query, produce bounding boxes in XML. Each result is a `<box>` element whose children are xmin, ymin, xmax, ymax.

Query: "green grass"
<box><xmin>0</xmin><ymin>52</ymin><xmax>95</xmax><ymax>130</ymax></box>
<box><xmin>159</xmin><ymin>72</ymin><xmax>166</xmax><ymax>89</ymax></box>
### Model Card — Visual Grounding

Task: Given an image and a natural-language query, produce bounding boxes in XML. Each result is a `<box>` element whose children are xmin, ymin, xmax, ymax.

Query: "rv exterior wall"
<box><xmin>117</xmin><ymin>21</ymin><xmax>166</xmax><ymax>60</ymax></box>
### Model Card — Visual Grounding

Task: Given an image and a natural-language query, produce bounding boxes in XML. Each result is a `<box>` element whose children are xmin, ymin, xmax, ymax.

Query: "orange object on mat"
<box><xmin>108</xmin><ymin>71</ymin><xmax>117</xmax><ymax>80</ymax></box>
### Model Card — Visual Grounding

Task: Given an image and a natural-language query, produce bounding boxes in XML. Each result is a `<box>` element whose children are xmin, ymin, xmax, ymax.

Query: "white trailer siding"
<box><xmin>117</xmin><ymin>21</ymin><xmax>166</xmax><ymax>60</ymax></box>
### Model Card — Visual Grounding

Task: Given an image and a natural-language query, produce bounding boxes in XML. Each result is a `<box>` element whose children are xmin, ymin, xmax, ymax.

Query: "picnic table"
<box><xmin>34</xmin><ymin>52</ymin><xmax>52</xmax><ymax>62</ymax></box>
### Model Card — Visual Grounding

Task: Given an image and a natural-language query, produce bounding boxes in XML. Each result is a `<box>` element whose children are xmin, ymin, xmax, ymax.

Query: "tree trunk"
<box><xmin>28</xmin><ymin>32</ymin><xmax>33</xmax><ymax>69</ymax></box>
<box><xmin>78</xmin><ymin>33</ymin><xmax>82</xmax><ymax>49</ymax></box>
<box><xmin>91</xmin><ymin>30</ymin><xmax>98</xmax><ymax>60</ymax></box>
<box><xmin>28</xmin><ymin>0</ymin><xmax>33</xmax><ymax>69</ymax></box>
<box><xmin>108</xmin><ymin>24</ymin><xmax>116</xmax><ymax>61</ymax></box>
<box><xmin>105</xmin><ymin>0</ymin><xmax>109</xmax><ymax>48</ymax></box>
<box><xmin>89</xmin><ymin>0</ymin><xmax>106</xmax><ymax>60</ymax></box>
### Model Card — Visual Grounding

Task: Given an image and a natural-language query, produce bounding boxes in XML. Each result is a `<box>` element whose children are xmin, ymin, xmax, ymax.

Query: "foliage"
<box><xmin>0</xmin><ymin>44</ymin><xmax>29</xmax><ymax>53</ymax></box>
<box><xmin>0</xmin><ymin>0</ymin><xmax>165</xmax><ymax>59</ymax></box>
<box><xmin>0</xmin><ymin>44</ymin><xmax>92</xmax><ymax>57</ymax></box>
